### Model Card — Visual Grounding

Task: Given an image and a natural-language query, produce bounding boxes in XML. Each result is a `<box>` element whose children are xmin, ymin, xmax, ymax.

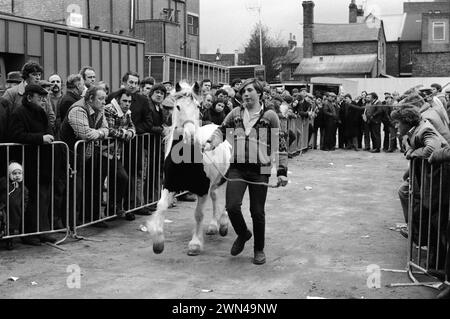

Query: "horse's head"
<box><xmin>171</xmin><ymin>81</ymin><xmax>201</xmax><ymax>143</ymax></box>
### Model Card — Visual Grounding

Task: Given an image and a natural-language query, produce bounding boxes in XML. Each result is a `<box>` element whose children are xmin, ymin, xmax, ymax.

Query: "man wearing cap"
<box><xmin>9</xmin><ymin>84</ymin><xmax>56</xmax><ymax>245</ymax></box>
<box><xmin>5</xmin><ymin>71</ymin><xmax>22</xmax><ymax>89</ymax></box>
<box><xmin>3</xmin><ymin>61</ymin><xmax>43</xmax><ymax>110</ymax></box>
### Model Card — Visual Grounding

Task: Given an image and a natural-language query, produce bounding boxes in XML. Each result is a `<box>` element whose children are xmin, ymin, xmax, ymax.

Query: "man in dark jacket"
<box><xmin>363</xmin><ymin>92</ymin><xmax>384</xmax><ymax>153</ymax></box>
<box><xmin>9</xmin><ymin>84</ymin><xmax>56</xmax><ymax>245</ymax></box>
<box><xmin>108</xmin><ymin>72</ymin><xmax>154</xmax><ymax>213</ymax></box>
<box><xmin>322</xmin><ymin>93</ymin><xmax>339</xmax><ymax>151</ymax></box>
<box><xmin>57</xmin><ymin>74</ymin><xmax>85</xmax><ymax>131</ymax></box>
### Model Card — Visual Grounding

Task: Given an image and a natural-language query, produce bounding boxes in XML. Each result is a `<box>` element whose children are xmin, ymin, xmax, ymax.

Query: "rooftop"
<box><xmin>294</xmin><ymin>54</ymin><xmax>377</xmax><ymax>76</ymax></box>
<box><xmin>313</xmin><ymin>23</ymin><xmax>381</xmax><ymax>43</ymax></box>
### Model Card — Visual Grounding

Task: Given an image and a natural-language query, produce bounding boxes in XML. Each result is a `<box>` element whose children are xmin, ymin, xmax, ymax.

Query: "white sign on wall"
<box><xmin>66</xmin><ymin>4</ymin><xmax>83</xmax><ymax>28</ymax></box>
<box><xmin>67</xmin><ymin>13</ymin><xmax>83</xmax><ymax>28</ymax></box>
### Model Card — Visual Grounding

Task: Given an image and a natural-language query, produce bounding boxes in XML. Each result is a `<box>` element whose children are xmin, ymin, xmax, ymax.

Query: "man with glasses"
<box><xmin>9</xmin><ymin>84</ymin><xmax>57</xmax><ymax>245</ymax></box>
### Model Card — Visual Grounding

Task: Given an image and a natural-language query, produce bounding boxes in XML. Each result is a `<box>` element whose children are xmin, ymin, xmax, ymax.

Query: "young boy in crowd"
<box><xmin>0</xmin><ymin>162</ymin><xmax>28</xmax><ymax>250</ymax></box>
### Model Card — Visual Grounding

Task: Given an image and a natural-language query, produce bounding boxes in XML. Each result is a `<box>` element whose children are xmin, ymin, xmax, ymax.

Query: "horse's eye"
<box><xmin>176</xmin><ymin>105</ymin><xmax>181</xmax><ymax>111</ymax></box>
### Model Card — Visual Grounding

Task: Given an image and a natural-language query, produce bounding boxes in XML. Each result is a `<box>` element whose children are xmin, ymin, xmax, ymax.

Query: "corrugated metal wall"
<box><xmin>0</xmin><ymin>13</ymin><xmax>145</xmax><ymax>91</ymax></box>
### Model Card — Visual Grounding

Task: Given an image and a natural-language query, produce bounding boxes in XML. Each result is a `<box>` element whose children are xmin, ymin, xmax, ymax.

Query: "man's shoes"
<box><xmin>370</xmin><ymin>149</ymin><xmax>381</xmax><ymax>153</ymax></box>
<box><xmin>437</xmin><ymin>285</ymin><xmax>450</xmax><ymax>299</ymax></box>
<box><xmin>5</xmin><ymin>239</ymin><xmax>14</xmax><ymax>251</ymax></box>
<box><xmin>399</xmin><ymin>228</ymin><xmax>409</xmax><ymax>239</ymax></box>
<box><xmin>387</xmin><ymin>149</ymin><xmax>395</xmax><ymax>153</ymax></box>
<box><xmin>21</xmin><ymin>236</ymin><xmax>42</xmax><ymax>246</ymax></box>
<box><xmin>178</xmin><ymin>193</ymin><xmax>197</xmax><ymax>202</ymax></box>
<box><xmin>134</xmin><ymin>207</ymin><xmax>153</xmax><ymax>216</ymax></box>
<box><xmin>39</xmin><ymin>234</ymin><xmax>57</xmax><ymax>243</ymax></box>
<box><xmin>92</xmin><ymin>221</ymin><xmax>109</xmax><ymax>229</ymax></box>
<box><xmin>125</xmin><ymin>212</ymin><xmax>136</xmax><ymax>221</ymax></box>
<box><xmin>230</xmin><ymin>230</ymin><xmax>252</xmax><ymax>256</ymax></box>
<box><xmin>364</xmin><ymin>148</ymin><xmax>371</xmax><ymax>151</ymax></box>
<box><xmin>253</xmin><ymin>251</ymin><xmax>266</xmax><ymax>265</ymax></box>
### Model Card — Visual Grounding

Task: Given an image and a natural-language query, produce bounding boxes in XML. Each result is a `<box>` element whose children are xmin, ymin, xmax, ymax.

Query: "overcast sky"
<box><xmin>199</xmin><ymin>0</ymin><xmax>435</xmax><ymax>54</ymax></box>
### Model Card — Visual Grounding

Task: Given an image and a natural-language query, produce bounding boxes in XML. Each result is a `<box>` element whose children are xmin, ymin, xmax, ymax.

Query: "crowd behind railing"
<box><xmin>1</xmin><ymin>61</ymin><xmax>450</xmax><ymax>298</ymax></box>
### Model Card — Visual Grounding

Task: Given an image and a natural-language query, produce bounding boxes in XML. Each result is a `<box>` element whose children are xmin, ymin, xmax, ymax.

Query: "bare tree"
<box><xmin>241</xmin><ymin>24</ymin><xmax>287</xmax><ymax>83</ymax></box>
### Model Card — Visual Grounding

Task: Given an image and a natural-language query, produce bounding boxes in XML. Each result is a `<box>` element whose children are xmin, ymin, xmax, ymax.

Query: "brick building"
<box><xmin>368</xmin><ymin>1</ymin><xmax>450</xmax><ymax>77</ymax></box>
<box><xmin>0</xmin><ymin>0</ymin><xmax>200</xmax><ymax>59</ymax></box>
<box><xmin>294</xmin><ymin>1</ymin><xmax>387</xmax><ymax>81</ymax></box>
<box><xmin>200</xmin><ymin>49</ymin><xmax>244</xmax><ymax>67</ymax></box>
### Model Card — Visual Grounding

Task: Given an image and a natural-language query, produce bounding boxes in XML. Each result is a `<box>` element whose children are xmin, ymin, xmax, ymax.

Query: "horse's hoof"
<box><xmin>153</xmin><ymin>242</ymin><xmax>165</xmax><ymax>254</ymax></box>
<box><xmin>219</xmin><ymin>225</ymin><xmax>228</xmax><ymax>237</ymax></box>
<box><xmin>187</xmin><ymin>250</ymin><xmax>200</xmax><ymax>256</ymax></box>
<box><xmin>206</xmin><ymin>228</ymin><xmax>218</xmax><ymax>236</ymax></box>
<box><xmin>188</xmin><ymin>243</ymin><xmax>202</xmax><ymax>256</ymax></box>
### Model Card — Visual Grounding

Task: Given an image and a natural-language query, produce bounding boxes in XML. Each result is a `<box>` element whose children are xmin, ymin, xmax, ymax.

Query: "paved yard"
<box><xmin>0</xmin><ymin>149</ymin><xmax>438</xmax><ymax>299</ymax></box>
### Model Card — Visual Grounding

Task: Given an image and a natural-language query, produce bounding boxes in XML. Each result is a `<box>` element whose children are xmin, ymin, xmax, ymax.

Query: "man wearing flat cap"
<box><xmin>5</xmin><ymin>71</ymin><xmax>22</xmax><ymax>89</ymax></box>
<box><xmin>9</xmin><ymin>84</ymin><xmax>57</xmax><ymax>245</ymax></box>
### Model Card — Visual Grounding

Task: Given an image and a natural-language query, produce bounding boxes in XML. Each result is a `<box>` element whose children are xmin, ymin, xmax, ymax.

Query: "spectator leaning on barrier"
<box><xmin>428</xmin><ymin>145</ymin><xmax>450</xmax><ymax>299</ymax></box>
<box><xmin>104</xmin><ymin>88</ymin><xmax>136</xmax><ymax>222</ymax></box>
<box><xmin>108</xmin><ymin>72</ymin><xmax>151</xmax><ymax>214</ymax></box>
<box><xmin>9</xmin><ymin>84</ymin><xmax>56</xmax><ymax>245</ymax></box>
<box><xmin>394</xmin><ymin>106</ymin><xmax>448</xmax><ymax>238</ymax></box>
<box><xmin>60</xmin><ymin>86</ymin><xmax>109</xmax><ymax>228</ymax></box>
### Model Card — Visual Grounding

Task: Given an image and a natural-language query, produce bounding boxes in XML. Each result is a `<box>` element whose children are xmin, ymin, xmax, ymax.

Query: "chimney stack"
<box><xmin>356</xmin><ymin>5</ymin><xmax>365</xmax><ymax>23</ymax></box>
<box><xmin>349</xmin><ymin>0</ymin><xmax>358</xmax><ymax>23</ymax></box>
<box><xmin>288</xmin><ymin>33</ymin><xmax>297</xmax><ymax>50</ymax></box>
<box><xmin>302</xmin><ymin>1</ymin><xmax>315</xmax><ymax>59</ymax></box>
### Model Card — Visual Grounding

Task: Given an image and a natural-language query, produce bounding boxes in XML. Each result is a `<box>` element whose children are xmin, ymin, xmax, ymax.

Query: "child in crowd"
<box><xmin>0</xmin><ymin>162</ymin><xmax>29</xmax><ymax>250</ymax></box>
<box><xmin>202</xmin><ymin>98</ymin><xmax>226</xmax><ymax>126</ymax></box>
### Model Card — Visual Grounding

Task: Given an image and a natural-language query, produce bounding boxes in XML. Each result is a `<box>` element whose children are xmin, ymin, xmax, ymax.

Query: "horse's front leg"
<box><xmin>188</xmin><ymin>194</ymin><xmax>208</xmax><ymax>256</ymax></box>
<box><xmin>206</xmin><ymin>186</ymin><xmax>220</xmax><ymax>236</ymax></box>
<box><xmin>146</xmin><ymin>189</ymin><xmax>172</xmax><ymax>254</ymax></box>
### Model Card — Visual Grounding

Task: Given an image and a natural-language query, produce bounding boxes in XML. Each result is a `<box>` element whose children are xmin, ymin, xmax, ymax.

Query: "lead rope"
<box><xmin>202</xmin><ymin>151</ymin><xmax>281</xmax><ymax>189</ymax></box>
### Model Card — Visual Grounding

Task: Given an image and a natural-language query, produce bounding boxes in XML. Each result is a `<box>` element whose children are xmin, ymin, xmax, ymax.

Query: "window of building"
<box><xmin>433</xmin><ymin>22</ymin><xmax>445</xmax><ymax>41</ymax></box>
<box><xmin>187</xmin><ymin>14</ymin><xmax>199</xmax><ymax>36</ymax></box>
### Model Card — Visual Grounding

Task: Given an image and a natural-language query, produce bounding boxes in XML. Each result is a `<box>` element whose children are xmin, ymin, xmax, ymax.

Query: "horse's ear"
<box><xmin>193</xmin><ymin>82</ymin><xmax>201</xmax><ymax>97</ymax></box>
<box><xmin>176</xmin><ymin>82</ymin><xmax>183</xmax><ymax>93</ymax></box>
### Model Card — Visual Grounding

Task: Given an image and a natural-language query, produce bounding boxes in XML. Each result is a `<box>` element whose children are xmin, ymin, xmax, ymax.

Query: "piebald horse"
<box><xmin>146</xmin><ymin>81</ymin><xmax>232</xmax><ymax>255</ymax></box>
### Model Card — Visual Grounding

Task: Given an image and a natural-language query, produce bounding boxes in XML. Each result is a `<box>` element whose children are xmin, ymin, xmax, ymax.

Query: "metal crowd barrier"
<box><xmin>71</xmin><ymin>134</ymin><xmax>163</xmax><ymax>238</ymax></box>
<box><xmin>407</xmin><ymin>158</ymin><xmax>450</xmax><ymax>286</ymax></box>
<box><xmin>287</xmin><ymin>117</ymin><xmax>310</xmax><ymax>156</ymax></box>
<box><xmin>0</xmin><ymin>142</ymin><xmax>70</xmax><ymax>245</ymax></box>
